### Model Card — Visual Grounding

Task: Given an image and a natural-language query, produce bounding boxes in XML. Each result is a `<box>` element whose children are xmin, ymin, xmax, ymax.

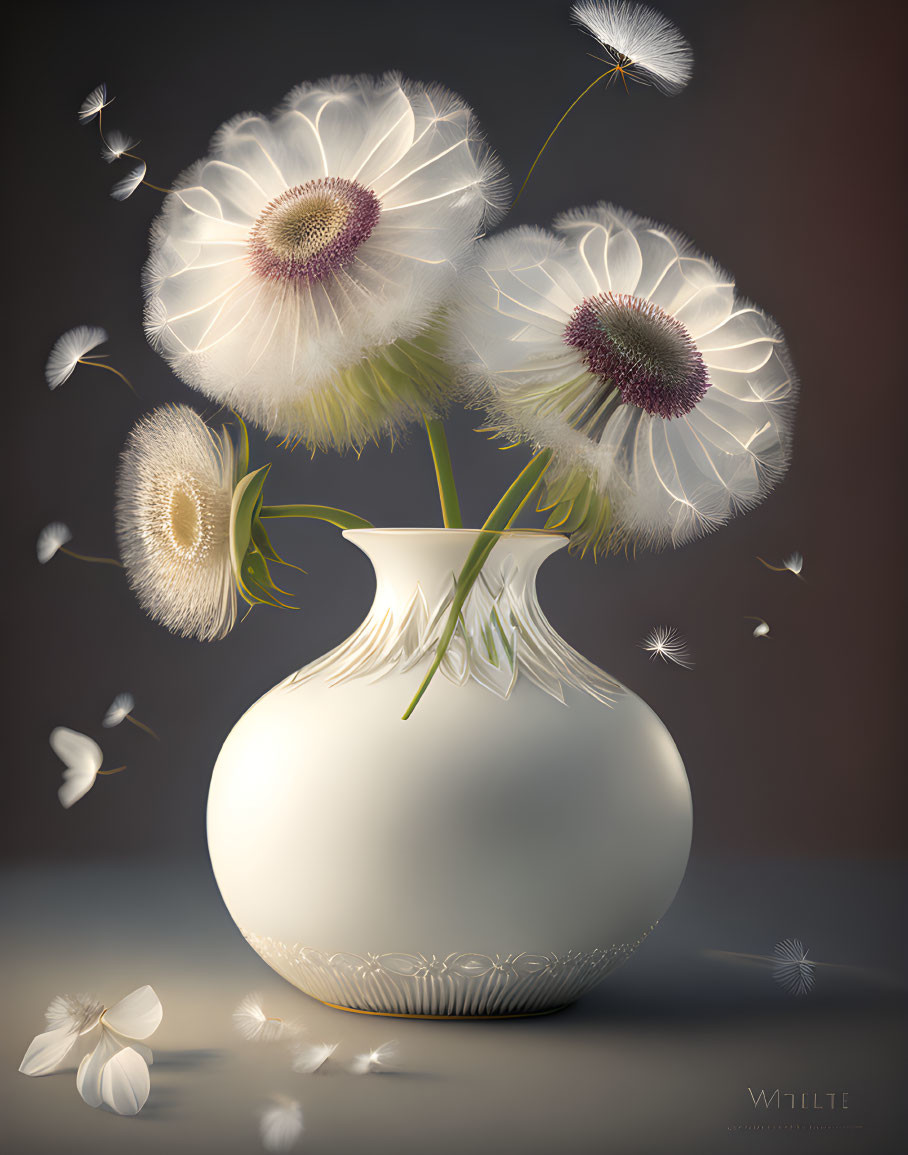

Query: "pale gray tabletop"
<box><xmin>2</xmin><ymin>857</ymin><xmax>905</xmax><ymax>1154</ymax></box>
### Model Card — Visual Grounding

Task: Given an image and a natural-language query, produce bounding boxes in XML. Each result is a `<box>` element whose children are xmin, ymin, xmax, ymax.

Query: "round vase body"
<box><xmin>208</xmin><ymin>529</ymin><xmax>692</xmax><ymax>1017</ymax></box>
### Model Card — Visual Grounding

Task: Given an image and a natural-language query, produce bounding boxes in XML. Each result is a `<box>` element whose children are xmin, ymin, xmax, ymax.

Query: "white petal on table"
<box><xmin>100</xmin><ymin>1047</ymin><xmax>151</xmax><ymax>1115</ymax></box>
<box><xmin>18</xmin><ymin>1026</ymin><xmax>78</xmax><ymax>1076</ymax></box>
<box><xmin>77</xmin><ymin>1030</ymin><xmax>121</xmax><ymax>1108</ymax></box>
<box><xmin>102</xmin><ymin>985</ymin><xmax>163</xmax><ymax>1039</ymax></box>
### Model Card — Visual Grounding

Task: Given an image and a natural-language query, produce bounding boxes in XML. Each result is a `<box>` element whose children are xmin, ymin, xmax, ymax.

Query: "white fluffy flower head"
<box><xmin>115</xmin><ymin>405</ymin><xmax>237</xmax><ymax>641</ymax></box>
<box><xmin>571</xmin><ymin>1</ymin><xmax>693</xmax><ymax>94</ymax></box>
<box><xmin>144</xmin><ymin>72</ymin><xmax>506</xmax><ymax>450</ymax></box>
<box><xmin>450</xmin><ymin>203</ymin><xmax>798</xmax><ymax>554</ymax></box>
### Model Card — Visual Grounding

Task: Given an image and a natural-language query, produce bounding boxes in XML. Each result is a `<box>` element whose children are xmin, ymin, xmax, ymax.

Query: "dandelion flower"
<box><xmin>641</xmin><ymin>625</ymin><xmax>693</xmax><ymax>668</ymax></box>
<box><xmin>290</xmin><ymin>1041</ymin><xmax>337</xmax><ymax>1074</ymax></box>
<box><xmin>144</xmin><ymin>72</ymin><xmax>506</xmax><ymax>451</ymax></box>
<box><xmin>450</xmin><ymin>204</ymin><xmax>798</xmax><ymax>554</ymax></box>
<box><xmin>20</xmin><ymin>985</ymin><xmax>162</xmax><ymax>1116</ymax></box>
<box><xmin>112</xmin><ymin>162</ymin><xmax>146</xmax><ymax>201</ymax></box>
<box><xmin>233</xmin><ymin>993</ymin><xmax>293</xmax><ymax>1042</ymax></box>
<box><xmin>772</xmin><ymin>938</ymin><xmax>815</xmax><ymax>996</ymax></box>
<box><xmin>349</xmin><ymin>1041</ymin><xmax>396</xmax><ymax>1074</ymax></box>
<box><xmin>78</xmin><ymin>83</ymin><xmax>111</xmax><ymax>123</ymax></box>
<box><xmin>572</xmin><ymin>1</ymin><xmax>693</xmax><ymax>95</ymax></box>
<box><xmin>260</xmin><ymin>1097</ymin><xmax>303</xmax><ymax>1152</ymax></box>
<box><xmin>102</xmin><ymin>130</ymin><xmax>136</xmax><ymax>163</ymax></box>
<box><xmin>116</xmin><ymin>406</ymin><xmax>238</xmax><ymax>641</ymax></box>
<box><xmin>50</xmin><ymin>727</ymin><xmax>106</xmax><ymax>809</ymax></box>
<box><xmin>36</xmin><ymin>522</ymin><xmax>72</xmax><ymax>563</ymax></box>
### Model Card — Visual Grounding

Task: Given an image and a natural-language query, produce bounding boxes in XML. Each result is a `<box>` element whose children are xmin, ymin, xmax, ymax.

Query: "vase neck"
<box><xmin>344</xmin><ymin>528</ymin><xmax>566</xmax><ymax>618</ymax></box>
<box><xmin>288</xmin><ymin>528</ymin><xmax>621</xmax><ymax>706</ymax></box>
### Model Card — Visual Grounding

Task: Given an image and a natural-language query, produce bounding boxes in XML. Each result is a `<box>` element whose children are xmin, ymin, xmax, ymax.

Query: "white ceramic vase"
<box><xmin>208</xmin><ymin>529</ymin><xmax>692</xmax><ymax>1018</ymax></box>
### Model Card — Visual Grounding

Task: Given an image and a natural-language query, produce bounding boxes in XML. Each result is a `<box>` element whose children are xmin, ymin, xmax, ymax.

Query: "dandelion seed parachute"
<box><xmin>112</xmin><ymin>162</ymin><xmax>146</xmax><ymax>201</ymax></box>
<box><xmin>115</xmin><ymin>405</ymin><xmax>238</xmax><ymax>641</ymax></box>
<box><xmin>232</xmin><ymin>993</ymin><xmax>289</xmax><ymax>1041</ymax></box>
<box><xmin>103</xmin><ymin>693</ymin><xmax>135</xmax><ymax>728</ymax></box>
<box><xmin>449</xmin><ymin>203</ymin><xmax>798</xmax><ymax>554</ymax></box>
<box><xmin>571</xmin><ymin>1</ymin><xmax>694</xmax><ymax>95</ymax></box>
<box><xmin>290</xmin><ymin>1041</ymin><xmax>337</xmax><ymax>1074</ymax></box>
<box><xmin>78</xmin><ymin>83</ymin><xmax>111</xmax><ymax>123</ymax></box>
<box><xmin>144</xmin><ymin>72</ymin><xmax>507</xmax><ymax>451</ymax></box>
<box><xmin>260</xmin><ymin>1097</ymin><xmax>304</xmax><ymax>1152</ymax></box>
<box><xmin>349</xmin><ymin>1041</ymin><xmax>396</xmax><ymax>1074</ymax></box>
<box><xmin>640</xmin><ymin>625</ymin><xmax>693</xmax><ymax>668</ymax></box>
<box><xmin>45</xmin><ymin>326</ymin><xmax>108</xmax><ymax>389</ymax></box>
<box><xmin>102</xmin><ymin>131</ymin><xmax>136</xmax><ymax>163</ymax></box>
<box><xmin>772</xmin><ymin>938</ymin><xmax>815</xmax><ymax>996</ymax></box>
<box><xmin>36</xmin><ymin>522</ymin><xmax>72</xmax><ymax>563</ymax></box>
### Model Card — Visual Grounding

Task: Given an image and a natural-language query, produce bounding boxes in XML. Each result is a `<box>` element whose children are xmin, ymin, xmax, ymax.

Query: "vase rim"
<box><xmin>343</xmin><ymin>527</ymin><xmax>567</xmax><ymax>539</ymax></box>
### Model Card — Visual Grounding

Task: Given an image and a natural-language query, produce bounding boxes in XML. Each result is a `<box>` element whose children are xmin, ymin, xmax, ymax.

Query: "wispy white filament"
<box><xmin>772</xmin><ymin>939</ymin><xmax>815</xmax><ymax>996</ymax></box>
<box><xmin>232</xmin><ymin>993</ymin><xmax>291</xmax><ymax>1042</ymax></box>
<box><xmin>115</xmin><ymin>405</ymin><xmax>237</xmax><ymax>642</ymax></box>
<box><xmin>571</xmin><ymin>1</ymin><xmax>693</xmax><ymax>94</ymax></box>
<box><xmin>290</xmin><ymin>1041</ymin><xmax>338</xmax><ymax>1074</ymax></box>
<box><xmin>45</xmin><ymin>326</ymin><xmax>108</xmax><ymax>389</ymax></box>
<box><xmin>36</xmin><ymin>522</ymin><xmax>72</xmax><ymax>563</ymax></box>
<box><xmin>640</xmin><ymin>625</ymin><xmax>693</xmax><ymax>668</ymax></box>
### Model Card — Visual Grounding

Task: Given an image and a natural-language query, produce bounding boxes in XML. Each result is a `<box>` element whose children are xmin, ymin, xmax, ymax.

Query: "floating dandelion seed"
<box><xmin>290</xmin><ymin>1041</ymin><xmax>338</xmax><ymax>1074</ymax></box>
<box><xmin>45</xmin><ymin>325</ymin><xmax>134</xmax><ymax>393</ymax></box>
<box><xmin>36</xmin><ymin>521</ymin><xmax>122</xmax><ymax>568</ymax></box>
<box><xmin>78</xmin><ymin>83</ymin><xmax>112</xmax><ymax>123</ymax></box>
<box><xmin>20</xmin><ymin>985</ymin><xmax>161</xmax><ymax>1116</ymax></box>
<box><xmin>757</xmin><ymin>551</ymin><xmax>804</xmax><ymax>579</ymax></box>
<box><xmin>36</xmin><ymin>522</ymin><xmax>72</xmax><ymax>563</ymax></box>
<box><xmin>641</xmin><ymin>626</ymin><xmax>693</xmax><ymax>668</ymax></box>
<box><xmin>572</xmin><ymin>1</ymin><xmax>693</xmax><ymax>95</ymax></box>
<box><xmin>112</xmin><ymin>162</ymin><xmax>147</xmax><ymax>201</ymax></box>
<box><xmin>102</xmin><ymin>130</ymin><xmax>137</xmax><ymax>163</ymax></box>
<box><xmin>102</xmin><ymin>692</ymin><xmax>158</xmax><ymax>739</ymax></box>
<box><xmin>233</xmin><ymin>993</ymin><xmax>295</xmax><ymax>1042</ymax></box>
<box><xmin>349</xmin><ymin>1041</ymin><xmax>397</xmax><ymax>1074</ymax></box>
<box><xmin>50</xmin><ymin>727</ymin><xmax>125</xmax><ymax>809</ymax></box>
<box><xmin>772</xmin><ymin>938</ymin><xmax>816</xmax><ymax>996</ymax></box>
<box><xmin>260</xmin><ymin>1096</ymin><xmax>304</xmax><ymax>1152</ymax></box>
<box><xmin>513</xmin><ymin>2</ymin><xmax>692</xmax><ymax>204</ymax></box>
<box><xmin>747</xmin><ymin>617</ymin><xmax>771</xmax><ymax>639</ymax></box>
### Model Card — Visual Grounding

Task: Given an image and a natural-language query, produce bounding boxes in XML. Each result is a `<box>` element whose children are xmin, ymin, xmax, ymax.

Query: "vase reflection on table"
<box><xmin>207</xmin><ymin>528</ymin><xmax>692</xmax><ymax>1018</ymax></box>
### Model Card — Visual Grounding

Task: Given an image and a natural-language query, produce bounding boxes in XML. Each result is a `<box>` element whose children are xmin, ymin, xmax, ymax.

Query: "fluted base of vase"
<box><xmin>241</xmin><ymin>928</ymin><xmax>655</xmax><ymax>1017</ymax></box>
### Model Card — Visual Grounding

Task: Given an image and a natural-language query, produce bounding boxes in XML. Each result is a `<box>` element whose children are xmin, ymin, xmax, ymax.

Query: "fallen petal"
<box><xmin>19</xmin><ymin>1026</ymin><xmax>78</xmax><ymax>1076</ymax></box>
<box><xmin>102</xmin><ymin>985</ymin><xmax>163</xmax><ymax>1039</ymax></box>
<box><xmin>100</xmin><ymin>1047</ymin><xmax>150</xmax><ymax>1115</ymax></box>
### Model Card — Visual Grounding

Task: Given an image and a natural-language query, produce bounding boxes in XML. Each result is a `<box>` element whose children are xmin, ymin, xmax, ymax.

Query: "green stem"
<box><xmin>424</xmin><ymin>418</ymin><xmax>463</xmax><ymax>528</ymax></box>
<box><xmin>402</xmin><ymin>449</ymin><xmax>553</xmax><ymax>721</ymax></box>
<box><xmin>259</xmin><ymin>505</ymin><xmax>373</xmax><ymax>530</ymax></box>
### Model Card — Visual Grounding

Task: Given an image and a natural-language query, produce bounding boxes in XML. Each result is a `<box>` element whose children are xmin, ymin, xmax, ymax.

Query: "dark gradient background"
<box><xmin>4</xmin><ymin>0</ymin><xmax>907</xmax><ymax>861</ymax></box>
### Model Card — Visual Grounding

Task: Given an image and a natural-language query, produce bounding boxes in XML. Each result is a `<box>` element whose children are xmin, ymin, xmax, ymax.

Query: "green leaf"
<box><xmin>231</xmin><ymin>411</ymin><xmax>250</xmax><ymax>484</ymax></box>
<box><xmin>229</xmin><ymin>465</ymin><xmax>270</xmax><ymax>590</ymax></box>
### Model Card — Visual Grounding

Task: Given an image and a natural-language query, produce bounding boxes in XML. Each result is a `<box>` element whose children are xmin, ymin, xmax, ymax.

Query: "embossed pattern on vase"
<box><xmin>240</xmin><ymin>931</ymin><xmax>655</xmax><ymax>1016</ymax></box>
<box><xmin>285</xmin><ymin>550</ymin><xmax>622</xmax><ymax>705</ymax></box>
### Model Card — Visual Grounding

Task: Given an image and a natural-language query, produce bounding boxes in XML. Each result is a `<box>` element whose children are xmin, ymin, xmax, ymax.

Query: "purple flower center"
<box><xmin>564</xmin><ymin>293</ymin><xmax>709</xmax><ymax>420</ymax></box>
<box><xmin>248</xmin><ymin>177</ymin><xmax>381</xmax><ymax>284</ymax></box>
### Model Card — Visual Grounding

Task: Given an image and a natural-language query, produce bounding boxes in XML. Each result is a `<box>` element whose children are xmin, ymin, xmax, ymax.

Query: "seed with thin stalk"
<box><xmin>44</xmin><ymin>326</ymin><xmax>134</xmax><ymax>393</ymax></box>
<box><xmin>640</xmin><ymin>625</ymin><xmax>693</xmax><ymax>668</ymax></box>
<box><xmin>36</xmin><ymin>522</ymin><xmax>122</xmax><ymax>568</ymax></box>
